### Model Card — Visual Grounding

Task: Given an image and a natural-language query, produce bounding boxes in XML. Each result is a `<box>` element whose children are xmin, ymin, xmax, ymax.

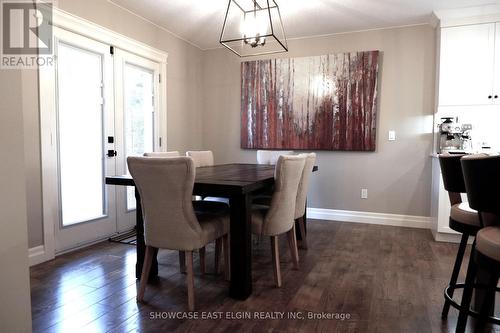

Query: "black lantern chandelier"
<box><xmin>219</xmin><ymin>0</ymin><xmax>288</xmax><ymax>57</ymax></box>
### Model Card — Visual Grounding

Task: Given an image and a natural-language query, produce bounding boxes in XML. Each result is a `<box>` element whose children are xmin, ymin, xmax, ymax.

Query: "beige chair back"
<box><xmin>257</xmin><ymin>150</ymin><xmax>294</xmax><ymax>165</ymax></box>
<box><xmin>143</xmin><ymin>151</ymin><xmax>180</xmax><ymax>157</ymax></box>
<box><xmin>262</xmin><ymin>155</ymin><xmax>306</xmax><ymax>235</ymax></box>
<box><xmin>127</xmin><ymin>156</ymin><xmax>205</xmax><ymax>251</ymax></box>
<box><xmin>186</xmin><ymin>151</ymin><xmax>214</xmax><ymax>167</ymax></box>
<box><xmin>295</xmin><ymin>153</ymin><xmax>316</xmax><ymax>219</ymax></box>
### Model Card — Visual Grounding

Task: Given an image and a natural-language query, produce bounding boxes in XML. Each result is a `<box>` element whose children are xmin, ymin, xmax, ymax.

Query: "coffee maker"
<box><xmin>438</xmin><ymin>117</ymin><xmax>473</xmax><ymax>153</ymax></box>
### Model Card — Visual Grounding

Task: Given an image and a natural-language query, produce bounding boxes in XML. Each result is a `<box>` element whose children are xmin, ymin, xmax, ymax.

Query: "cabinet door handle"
<box><xmin>488</xmin><ymin>95</ymin><xmax>493</xmax><ymax>99</ymax></box>
<box><xmin>495</xmin><ymin>95</ymin><xmax>498</xmax><ymax>99</ymax></box>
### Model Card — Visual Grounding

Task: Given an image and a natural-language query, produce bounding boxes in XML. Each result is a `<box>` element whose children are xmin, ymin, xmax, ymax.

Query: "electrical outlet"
<box><xmin>361</xmin><ymin>188</ymin><xmax>368</xmax><ymax>199</ymax></box>
<box><xmin>388</xmin><ymin>130</ymin><xmax>396</xmax><ymax>141</ymax></box>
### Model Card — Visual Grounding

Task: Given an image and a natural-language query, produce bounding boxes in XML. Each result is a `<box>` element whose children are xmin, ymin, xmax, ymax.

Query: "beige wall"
<box><xmin>26</xmin><ymin>5</ymin><xmax>436</xmax><ymax>249</ymax></box>
<box><xmin>202</xmin><ymin>25</ymin><xmax>436</xmax><ymax>217</ymax></box>
<box><xmin>0</xmin><ymin>70</ymin><xmax>32</xmax><ymax>332</ymax></box>
<box><xmin>25</xmin><ymin>0</ymin><xmax>205</xmax><ymax>247</ymax></box>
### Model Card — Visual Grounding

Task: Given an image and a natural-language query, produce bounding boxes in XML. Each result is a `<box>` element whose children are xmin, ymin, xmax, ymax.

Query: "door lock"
<box><xmin>107</xmin><ymin>150</ymin><xmax>117</xmax><ymax>157</ymax></box>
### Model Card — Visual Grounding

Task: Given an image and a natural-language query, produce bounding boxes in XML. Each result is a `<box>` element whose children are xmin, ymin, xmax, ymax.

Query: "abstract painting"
<box><xmin>241</xmin><ymin>51</ymin><xmax>379</xmax><ymax>151</ymax></box>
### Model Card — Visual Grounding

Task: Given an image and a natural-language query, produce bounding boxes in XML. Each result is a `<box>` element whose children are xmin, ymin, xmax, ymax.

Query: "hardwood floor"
<box><xmin>30</xmin><ymin>220</ymin><xmax>500</xmax><ymax>332</ymax></box>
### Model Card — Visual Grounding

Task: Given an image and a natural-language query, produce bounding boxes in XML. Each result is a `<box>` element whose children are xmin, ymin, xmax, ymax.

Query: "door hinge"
<box><xmin>159</xmin><ymin>137</ymin><xmax>162</xmax><ymax>147</ymax></box>
<box><xmin>158</xmin><ymin>74</ymin><xmax>161</xmax><ymax>83</ymax></box>
<box><xmin>110</xmin><ymin>46</ymin><xmax>114</xmax><ymax>55</ymax></box>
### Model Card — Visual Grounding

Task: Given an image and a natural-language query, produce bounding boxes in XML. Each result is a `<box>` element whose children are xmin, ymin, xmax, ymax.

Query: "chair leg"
<box><xmin>286</xmin><ymin>225</ymin><xmax>299</xmax><ymax>270</ymax></box>
<box><xmin>215</xmin><ymin>238</ymin><xmax>222</xmax><ymax>274</ymax></box>
<box><xmin>222</xmin><ymin>234</ymin><xmax>230</xmax><ymax>281</ymax></box>
<box><xmin>456</xmin><ymin>244</ymin><xmax>478</xmax><ymax>333</ymax></box>
<box><xmin>186</xmin><ymin>250</ymin><xmax>195</xmax><ymax>311</ymax></box>
<box><xmin>442</xmin><ymin>233</ymin><xmax>469</xmax><ymax>319</ymax></box>
<box><xmin>199</xmin><ymin>247</ymin><xmax>206</xmax><ymax>275</ymax></box>
<box><xmin>137</xmin><ymin>245</ymin><xmax>155</xmax><ymax>302</ymax></box>
<box><xmin>271</xmin><ymin>236</ymin><xmax>282</xmax><ymax>287</ymax></box>
<box><xmin>297</xmin><ymin>216</ymin><xmax>308</xmax><ymax>250</ymax></box>
<box><xmin>475</xmin><ymin>270</ymin><xmax>498</xmax><ymax>333</ymax></box>
<box><xmin>179</xmin><ymin>251</ymin><xmax>186</xmax><ymax>273</ymax></box>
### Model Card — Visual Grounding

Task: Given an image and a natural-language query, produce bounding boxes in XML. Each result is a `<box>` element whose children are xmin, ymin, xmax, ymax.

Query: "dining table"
<box><xmin>106</xmin><ymin>163</ymin><xmax>318</xmax><ymax>300</ymax></box>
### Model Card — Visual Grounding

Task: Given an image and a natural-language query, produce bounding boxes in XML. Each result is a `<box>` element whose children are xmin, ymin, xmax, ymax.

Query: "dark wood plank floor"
<box><xmin>30</xmin><ymin>220</ymin><xmax>500</xmax><ymax>333</ymax></box>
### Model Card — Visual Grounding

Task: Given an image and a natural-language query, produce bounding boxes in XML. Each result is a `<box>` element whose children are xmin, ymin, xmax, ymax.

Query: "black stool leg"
<box><xmin>442</xmin><ymin>233</ymin><xmax>469</xmax><ymax>319</ymax></box>
<box><xmin>474</xmin><ymin>271</ymin><xmax>498</xmax><ymax>333</ymax></box>
<box><xmin>456</xmin><ymin>243</ymin><xmax>478</xmax><ymax>333</ymax></box>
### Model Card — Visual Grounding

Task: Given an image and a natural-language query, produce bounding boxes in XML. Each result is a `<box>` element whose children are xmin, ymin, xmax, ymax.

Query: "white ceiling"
<box><xmin>110</xmin><ymin>0</ymin><xmax>500</xmax><ymax>50</ymax></box>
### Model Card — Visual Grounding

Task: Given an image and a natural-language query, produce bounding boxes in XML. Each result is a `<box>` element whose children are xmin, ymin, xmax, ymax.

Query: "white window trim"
<box><xmin>37</xmin><ymin>6</ymin><xmax>168</xmax><ymax>263</ymax></box>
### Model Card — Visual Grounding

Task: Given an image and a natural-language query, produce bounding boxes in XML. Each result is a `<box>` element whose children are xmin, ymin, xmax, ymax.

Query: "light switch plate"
<box><xmin>388</xmin><ymin>130</ymin><xmax>396</xmax><ymax>141</ymax></box>
<box><xmin>361</xmin><ymin>188</ymin><xmax>368</xmax><ymax>199</ymax></box>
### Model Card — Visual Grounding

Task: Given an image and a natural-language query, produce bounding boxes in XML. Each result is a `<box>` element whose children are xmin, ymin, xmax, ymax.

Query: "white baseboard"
<box><xmin>28</xmin><ymin>245</ymin><xmax>53</xmax><ymax>267</ymax></box>
<box><xmin>307</xmin><ymin>207</ymin><xmax>431</xmax><ymax>229</ymax></box>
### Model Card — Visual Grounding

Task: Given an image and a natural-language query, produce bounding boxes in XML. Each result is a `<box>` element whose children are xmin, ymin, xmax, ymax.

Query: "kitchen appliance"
<box><xmin>438</xmin><ymin>117</ymin><xmax>473</xmax><ymax>153</ymax></box>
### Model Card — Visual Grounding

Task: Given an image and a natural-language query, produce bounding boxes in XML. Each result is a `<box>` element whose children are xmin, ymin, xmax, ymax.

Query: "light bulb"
<box><xmin>241</xmin><ymin>11</ymin><xmax>267</xmax><ymax>47</ymax></box>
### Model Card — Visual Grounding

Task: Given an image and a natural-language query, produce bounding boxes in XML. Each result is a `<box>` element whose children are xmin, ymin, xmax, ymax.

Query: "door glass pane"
<box><xmin>57</xmin><ymin>43</ymin><xmax>105</xmax><ymax>226</ymax></box>
<box><xmin>124</xmin><ymin>63</ymin><xmax>154</xmax><ymax>210</ymax></box>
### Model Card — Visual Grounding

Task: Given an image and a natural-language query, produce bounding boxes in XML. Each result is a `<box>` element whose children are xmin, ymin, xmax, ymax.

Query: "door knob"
<box><xmin>107</xmin><ymin>150</ymin><xmax>117</xmax><ymax>157</ymax></box>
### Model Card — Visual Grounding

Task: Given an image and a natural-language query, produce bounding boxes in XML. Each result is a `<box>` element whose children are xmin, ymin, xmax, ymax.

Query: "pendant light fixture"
<box><xmin>220</xmin><ymin>0</ymin><xmax>288</xmax><ymax>57</ymax></box>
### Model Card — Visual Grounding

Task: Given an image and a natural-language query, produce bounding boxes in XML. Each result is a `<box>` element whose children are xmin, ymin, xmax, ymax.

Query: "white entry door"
<box><xmin>41</xmin><ymin>24</ymin><xmax>166</xmax><ymax>254</ymax></box>
<box><xmin>53</xmin><ymin>28</ymin><xmax>117</xmax><ymax>252</ymax></box>
<box><xmin>113</xmin><ymin>49</ymin><xmax>161</xmax><ymax>232</ymax></box>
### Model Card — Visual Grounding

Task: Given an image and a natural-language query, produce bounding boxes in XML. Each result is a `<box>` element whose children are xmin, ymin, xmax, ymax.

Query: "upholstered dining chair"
<box><xmin>144</xmin><ymin>150</ymin><xmax>227</xmax><ymax>274</ymax></box>
<box><xmin>186</xmin><ymin>151</ymin><xmax>230</xmax><ymax>274</ymax></box>
<box><xmin>256</xmin><ymin>150</ymin><xmax>294</xmax><ymax>165</ymax></box>
<box><xmin>253</xmin><ymin>153</ymin><xmax>316</xmax><ymax>249</ymax></box>
<box><xmin>143</xmin><ymin>151</ymin><xmax>180</xmax><ymax>157</ymax></box>
<box><xmin>186</xmin><ymin>150</ymin><xmax>214</xmax><ymax>167</ymax></box>
<box><xmin>185</xmin><ymin>150</ymin><xmax>229</xmax><ymax>205</ymax></box>
<box><xmin>251</xmin><ymin>155</ymin><xmax>306</xmax><ymax>287</ymax></box>
<box><xmin>127</xmin><ymin>156</ymin><xmax>229</xmax><ymax>311</ymax></box>
<box><xmin>294</xmin><ymin>153</ymin><xmax>316</xmax><ymax>249</ymax></box>
<box><xmin>253</xmin><ymin>150</ymin><xmax>294</xmax><ymax>208</ymax></box>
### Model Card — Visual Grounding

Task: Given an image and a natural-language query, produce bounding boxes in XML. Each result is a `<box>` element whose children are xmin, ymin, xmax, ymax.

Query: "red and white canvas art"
<box><xmin>241</xmin><ymin>51</ymin><xmax>379</xmax><ymax>151</ymax></box>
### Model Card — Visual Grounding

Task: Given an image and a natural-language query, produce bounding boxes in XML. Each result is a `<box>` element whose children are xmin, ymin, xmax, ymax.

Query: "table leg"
<box><xmin>135</xmin><ymin>187</ymin><xmax>158</xmax><ymax>280</ymax></box>
<box><xmin>229</xmin><ymin>194</ymin><xmax>252</xmax><ymax>300</ymax></box>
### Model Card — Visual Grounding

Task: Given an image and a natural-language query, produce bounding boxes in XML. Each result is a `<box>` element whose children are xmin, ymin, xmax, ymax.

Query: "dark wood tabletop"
<box><xmin>106</xmin><ymin>163</ymin><xmax>317</xmax><ymax>191</ymax></box>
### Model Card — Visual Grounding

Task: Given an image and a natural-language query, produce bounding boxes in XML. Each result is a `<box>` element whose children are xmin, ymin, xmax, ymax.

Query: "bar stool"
<box><xmin>456</xmin><ymin>154</ymin><xmax>500</xmax><ymax>332</ymax></box>
<box><xmin>438</xmin><ymin>154</ymin><xmax>482</xmax><ymax>319</ymax></box>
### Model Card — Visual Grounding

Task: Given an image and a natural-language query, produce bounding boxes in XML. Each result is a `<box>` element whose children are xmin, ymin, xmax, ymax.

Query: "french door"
<box><xmin>50</xmin><ymin>27</ymin><xmax>162</xmax><ymax>252</ymax></box>
<box><xmin>53</xmin><ymin>28</ymin><xmax>116</xmax><ymax>251</ymax></box>
<box><xmin>114</xmin><ymin>49</ymin><xmax>161</xmax><ymax>233</ymax></box>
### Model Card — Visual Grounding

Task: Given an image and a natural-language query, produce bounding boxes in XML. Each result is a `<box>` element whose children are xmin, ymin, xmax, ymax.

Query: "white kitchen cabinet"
<box><xmin>439</xmin><ymin>23</ymin><xmax>497</xmax><ymax>106</ymax></box>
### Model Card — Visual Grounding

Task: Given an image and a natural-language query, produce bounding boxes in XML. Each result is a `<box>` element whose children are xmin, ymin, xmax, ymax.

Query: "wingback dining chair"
<box><xmin>253</xmin><ymin>153</ymin><xmax>316</xmax><ymax>249</ymax></box>
<box><xmin>253</xmin><ymin>150</ymin><xmax>295</xmax><ymax>207</ymax></box>
<box><xmin>186</xmin><ymin>150</ymin><xmax>214</xmax><ymax>167</ymax></box>
<box><xmin>143</xmin><ymin>151</ymin><xmax>180</xmax><ymax>157</ymax></box>
<box><xmin>251</xmin><ymin>155</ymin><xmax>306</xmax><ymax>287</ymax></box>
<box><xmin>186</xmin><ymin>150</ymin><xmax>229</xmax><ymax>274</ymax></box>
<box><xmin>127</xmin><ymin>156</ymin><xmax>229</xmax><ymax>311</ymax></box>
<box><xmin>144</xmin><ymin>150</ymin><xmax>227</xmax><ymax>274</ymax></box>
<box><xmin>185</xmin><ymin>150</ymin><xmax>229</xmax><ymax>206</ymax></box>
<box><xmin>294</xmin><ymin>153</ymin><xmax>316</xmax><ymax>249</ymax></box>
<box><xmin>256</xmin><ymin>150</ymin><xmax>294</xmax><ymax>165</ymax></box>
